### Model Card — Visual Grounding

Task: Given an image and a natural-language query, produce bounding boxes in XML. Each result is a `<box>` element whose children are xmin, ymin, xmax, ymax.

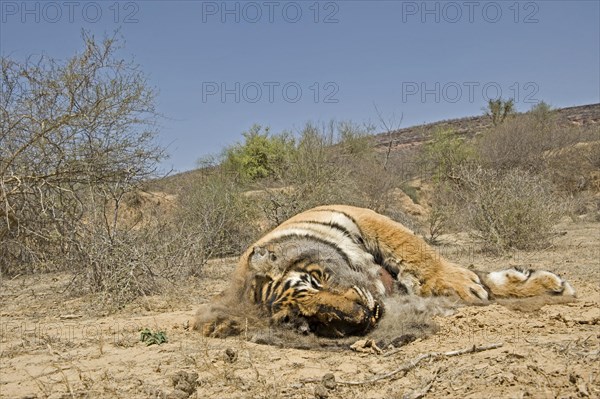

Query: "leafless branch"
<box><xmin>301</xmin><ymin>342</ymin><xmax>503</xmax><ymax>386</ymax></box>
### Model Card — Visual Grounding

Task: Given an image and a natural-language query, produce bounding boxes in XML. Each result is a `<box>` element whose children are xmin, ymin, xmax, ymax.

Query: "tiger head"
<box><xmin>248</xmin><ymin>244</ymin><xmax>385</xmax><ymax>337</ymax></box>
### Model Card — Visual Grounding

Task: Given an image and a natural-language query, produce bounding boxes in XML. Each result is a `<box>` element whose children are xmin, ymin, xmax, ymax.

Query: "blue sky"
<box><xmin>2</xmin><ymin>0</ymin><xmax>599</xmax><ymax>172</ymax></box>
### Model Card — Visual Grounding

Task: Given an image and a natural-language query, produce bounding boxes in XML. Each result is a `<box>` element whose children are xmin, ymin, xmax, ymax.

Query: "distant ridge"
<box><xmin>152</xmin><ymin>103</ymin><xmax>599</xmax><ymax>192</ymax></box>
<box><xmin>372</xmin><ymin>103</ymin><xmax>600</xmax><ymax>150</ymax></box>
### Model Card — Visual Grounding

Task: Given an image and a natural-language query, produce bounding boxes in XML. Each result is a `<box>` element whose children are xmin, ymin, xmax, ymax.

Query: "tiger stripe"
<box><xmin>195</xmin><ymin>205</ymin><xmax>576</xmax><ymax>338</ymax></box>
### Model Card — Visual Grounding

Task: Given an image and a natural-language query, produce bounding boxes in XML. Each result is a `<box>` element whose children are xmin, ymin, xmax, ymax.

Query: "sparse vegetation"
<box><xmin>140</xmin><ymin>328</ymin><xmax>168</xmax><ymax>346</ymax></box>
<box><xmin>222</xmin><ymin>124</ymin><xmax>295</xmax><ymax>181</ymax></box>
<box><xmin>1</xmin><ymin>62</ymin><xmax>598</xmax><ymax>396</ymax></box>
<box><xmin>453</xmin><ymin>167</ymin><xmax>565</xmax><ymax>252</ymax></box>
<box><xmin>425</xmin><ymin>183</ymin><xmax>455</xmax><ymax>244</ymax></box>
<box><xmin>421</xmin><ymin>128</ymin><xmax>476</xmax><ymax>181</ymax></box>
<box><xmin>175</xmin><ymin>168</ymin><xmax>260</xmax><ymax>271</ymax></box>
<box><xmin>224</xmin><ymin>121</ymin><xmax>400</xmax><ymax>226</ymax></box>
<box><xmin>485</xmin><ymin>98</ymin><xmax>515</xmax><ymax>126</ymax></box>
<box><xmin>0</xmin><ymin>31</ymin><xmax>177</xmax><ymax>306</ymax></box>
<box><xmin>421</xmin><ymin>102</ymin><xmax>598</xmax><ymax>251</ymax></box>
<box><xmin>1</xmin><ymin>35</ymin><xmax>597</xmax><ymax>309</ymax></box>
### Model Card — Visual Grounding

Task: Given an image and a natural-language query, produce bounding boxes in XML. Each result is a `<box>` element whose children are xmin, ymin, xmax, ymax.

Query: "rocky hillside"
<box><xmin>151</xmin><ymin>104</ymin><xmax>599</xmax><ymax>194</ymax></box>
<box><xmin>372</xmin><ymin>103</ymin><xmax>600</xmax><ymax>151</ymax></box>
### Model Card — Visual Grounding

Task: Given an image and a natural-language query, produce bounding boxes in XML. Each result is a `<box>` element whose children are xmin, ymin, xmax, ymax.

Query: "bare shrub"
<box><xmin>455</xmin><ymin>167</ymin><xmax>566</xmax><ymax>252</ymax></box>
<box><xmin>73</xmin><ymin>222</ymin><xmax>167</xmax><ymax>307</ymax></box>
<box><xmin>543</xmin><ymin>138</ymin><xmax>600</xmax><ymax>192</ymax></box>
<box><xmin>259</xmin><ymin>122</ymin><xmax>364</xmax><ymax>226</ymax></box>
<box><xmin>0</xmin><ymin>31</ymin><xmax>164</xmax><ymax>276</ymax></box>
<box><xmin>477</xmin><ymin>116</ymin><xmax>549</xmax><ymax>171</ymax></box>
<box><xmin>175</xmin><ymin>169</ymin><xmax>261</xmax><ymax>272</ymax></box>
<box><xmin>66</xmin><ymin>168</ymin><xmax>260</xmax><ymax>307</ymax></box>
<box><xmin>477</xmin><ymin>106</ymin><xmax>597</xmax><ymax>173</ymax></box>
<box><xmin>351</xmin><ymin>156</ymin><xmax>401</xmax><ymax>213</ymax></box>
<box><xmin>62</xmin><ymin>189</ymin><xmax>197</xmax><ymax>308</ymax></box>
<box><xmin>477</xmin><ymin>105</ymin><xmax>599</xmax><ymax>197</ymax></box>
<box><xmin>425</xmin><ymin>183</ymin><xmax>456</xmax><ymax>244</ymax></box>
<box><xmin>332</xmin><ymin>122</ymin><xmax>405</xmax><ymax>214</ymax></box>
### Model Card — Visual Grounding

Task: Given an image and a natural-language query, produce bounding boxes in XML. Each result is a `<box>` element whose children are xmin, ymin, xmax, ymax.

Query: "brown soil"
<box><xmin>1</xmin><ymin>218</ymin><xmax>598</xmax><ymax>399</ymax></box>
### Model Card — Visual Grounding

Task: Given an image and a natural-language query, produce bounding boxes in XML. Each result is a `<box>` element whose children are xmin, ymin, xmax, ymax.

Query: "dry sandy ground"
<box><xmin>1</xmin><ymin>219</ymin><xmax>598</xmax><ymax>399</ymax></box>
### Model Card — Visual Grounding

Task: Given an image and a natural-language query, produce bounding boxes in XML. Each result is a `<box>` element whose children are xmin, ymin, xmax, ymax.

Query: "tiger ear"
<box><xmin>250</xmin><ymin>246</ymin><xmax>271</xmax><ymax>274</ymax></box>
<box><xmin>251</xmin><ymin>246</ymin><xmax>267</xmax><ymax>258</ymax></box>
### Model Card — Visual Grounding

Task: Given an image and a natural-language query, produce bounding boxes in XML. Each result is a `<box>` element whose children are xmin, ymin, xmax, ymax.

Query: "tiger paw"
<box><xmin>428</xmin><ymin>266</ymin><xmax>490</xmax><ymax>302</ymax></box>
<box><xmin>199</xmin><ymin>316</ymin><xmax>241</xmax><ymax>338</ymax></box>
<box><xmin>482</xmin><ymin>268</ymin><xmax>576</xmax><ymax>298</ymax></box>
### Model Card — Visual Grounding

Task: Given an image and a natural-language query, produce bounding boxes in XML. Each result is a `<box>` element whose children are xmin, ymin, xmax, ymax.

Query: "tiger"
<box><xmin>194</xmin><ymin>205</ymin><xmax>576</xmax><ymax>338</ymax></box>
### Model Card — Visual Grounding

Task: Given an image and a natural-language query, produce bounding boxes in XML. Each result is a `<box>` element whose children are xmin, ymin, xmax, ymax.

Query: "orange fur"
<box><xmin>194</xmin><ymin>205</ymin><xmax>576</xmax><ymax>338</ymax></box>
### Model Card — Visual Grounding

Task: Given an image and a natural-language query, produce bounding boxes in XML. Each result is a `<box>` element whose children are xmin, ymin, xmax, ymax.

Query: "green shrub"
<box><xmin>259</xmin><ymin>123</ymin><xmax>354</xmax><ymax>225</ymax></box>
<box><xmin>421</xmin><ymin>128</ymin><xmax>476</xmax><ymax>181</ymax></box>
<box><xmin>140</xmin><ymin>328</ymin><xmax>168</xmax><ymax>346</ymax></box>
<box><xmin>484</xmin><ymin>98</ymin><xmax>515</xmax><ymax>126</ymax></box>
<box><xmin>222</xmin><ymin>125</ymin><xmax>294</xmax><ymax>181</ymax></box>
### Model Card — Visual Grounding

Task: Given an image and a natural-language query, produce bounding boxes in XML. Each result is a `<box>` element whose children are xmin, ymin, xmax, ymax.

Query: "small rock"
<box><xmin>171</xmin><ymin>371</ymin><xmax>186</xmax><ymax>385</ymax></box>
<box><xmin>170</xmin><ymin>371</ymin><xmax>198</xmax><ymax>396</ymax></box>
<box><xmin>350</xmin><ymin>339</ymin><xmax>382</xmax><ymax>354</ymax></box>
<box><xmin>578</xmin><ymin>383</ymin><xmax>590</xmax><ymax>397</ymax></box>
<box><xmin>167</xmin><ymin>389</ymin><xmax>190</xmax><ymax>399</ymax></box>
<box><xmin>175</xmin><ymin>379</ymin><xmax>193</xmax><ymax>395</ymax></box>
<box><xmin>390</xmin><ymin>334</ymin><xmax>416</xmax><ymax>348</ymax></box>
<box><xmin>314</xmin><ymin>385</ymin><xmax>329</xmax><ymax>399</ymax></box>
<box><xmin>322</xmin><ymin>373</ymin><xmax>336</xmax><ymax>390</ymax></box>
<box><xmin>225</xmin><ymin>347</ymin><xmax>238</xmax><ymax>363</ymax></box>
<box><xmin>187</xmin><ymin>372</ymin><xmax>199</xmax><ymax>384</ymax></box>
